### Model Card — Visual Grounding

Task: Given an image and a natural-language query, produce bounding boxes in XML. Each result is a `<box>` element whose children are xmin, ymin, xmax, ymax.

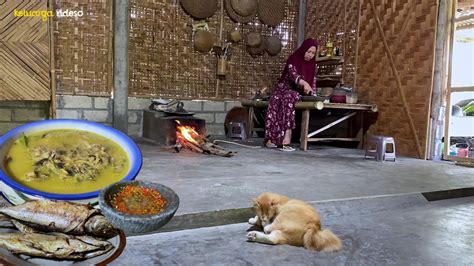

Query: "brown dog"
<box><xmin>247</xmin><ymin>192</ymin><xmax>342</xmax><ymax>252</ymax></box>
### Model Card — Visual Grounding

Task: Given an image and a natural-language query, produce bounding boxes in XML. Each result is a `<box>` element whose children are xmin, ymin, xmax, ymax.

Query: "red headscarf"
<box><xmin>280</xmin><ymin>38</ymin><xmax>319</xmax><ymax>86</ymax></box>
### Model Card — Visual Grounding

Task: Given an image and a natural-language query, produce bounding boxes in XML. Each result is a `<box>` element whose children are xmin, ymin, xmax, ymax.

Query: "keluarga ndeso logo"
<box><xmin>13</xmin><ymin>9</ymin><xmax>54</xmax><ymax>21</ymax></box>
<box><xmin>13</xmin><ymin>9</ymin><xmax>84</xmax><ymax>21</ymax></box>
<box><xmin>55</xmin><ymin>9</ymin><xmax>84</xmax><ymax>18</ymax></box>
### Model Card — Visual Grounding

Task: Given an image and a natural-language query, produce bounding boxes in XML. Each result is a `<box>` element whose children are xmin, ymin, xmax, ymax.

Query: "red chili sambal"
<box><xmin>111</xmin><ymin>185</ymin><xmax>167</xmax><ymax>215</ymax></box>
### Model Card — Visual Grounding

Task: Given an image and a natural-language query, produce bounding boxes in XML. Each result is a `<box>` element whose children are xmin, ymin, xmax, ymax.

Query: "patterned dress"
<box><xmin>265</xmin><ymin>64</ymin><xmax>316</xmax><ymax>145</ymax></box>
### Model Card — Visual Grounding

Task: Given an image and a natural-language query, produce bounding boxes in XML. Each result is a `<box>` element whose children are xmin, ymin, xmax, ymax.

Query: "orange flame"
<box><xmin>176</xmin><ymin>124</ymin><xmax>200</xmax><ymax>145</ymax></box>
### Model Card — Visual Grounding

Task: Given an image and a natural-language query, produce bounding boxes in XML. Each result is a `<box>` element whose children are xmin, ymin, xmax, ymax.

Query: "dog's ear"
<box><xmin>252</xmin><ymin>198</ymin><xmax>259</xmax><ymax>206</ymax></box>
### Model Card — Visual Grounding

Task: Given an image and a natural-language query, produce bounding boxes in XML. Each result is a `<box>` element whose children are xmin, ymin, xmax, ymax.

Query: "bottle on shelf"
<box><xmin>326</xmin><ymin>38</ymin><xmax>333</xmax><ymax>57</ymax></box>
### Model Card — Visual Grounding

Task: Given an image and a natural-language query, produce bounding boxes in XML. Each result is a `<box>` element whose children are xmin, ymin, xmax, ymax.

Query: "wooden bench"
<box><xmin>241</xmin><ymin>99</ymin><xmax>378</xmax><ymax>151</ymax></box>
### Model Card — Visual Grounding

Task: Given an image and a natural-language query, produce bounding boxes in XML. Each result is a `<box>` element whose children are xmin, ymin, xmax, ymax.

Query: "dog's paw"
<box><xmin>248</xmin><ymin>216</ymin><xmax>258</xmax><ymax>225</ymax></box>
<box><xmin>263</xmin><ymin>224</ymin><xmax>272</xmax><ymax>234</ymax></box>
<box><xmin>247</xmin><ymin>231</ymin><xmax>258</xmax><ymax>242</ymax></box>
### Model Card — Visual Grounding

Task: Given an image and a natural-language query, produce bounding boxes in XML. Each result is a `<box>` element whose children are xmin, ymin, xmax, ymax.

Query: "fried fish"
<box><xmin>0</xmin><ymin>232</ymin><xmax>113</xmax><ymax>259</ymax></box>
<box><xmin>0</xmin><ymin>200</ymin><xmax>117</xmax><ymax>239</ymax></box>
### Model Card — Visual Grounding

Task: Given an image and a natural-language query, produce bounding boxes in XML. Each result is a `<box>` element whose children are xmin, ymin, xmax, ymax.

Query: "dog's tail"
<box><xmin>303</xmin><ymin>225</ymin><xmax>342</xmax><ymax>252</ymax></box>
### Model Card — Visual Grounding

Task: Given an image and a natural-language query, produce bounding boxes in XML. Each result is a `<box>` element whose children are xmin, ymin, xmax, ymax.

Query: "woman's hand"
<box><xmin>299</xmin><ymin>79</ymin><xmax>313</xmax><ymax>95</ymax></box>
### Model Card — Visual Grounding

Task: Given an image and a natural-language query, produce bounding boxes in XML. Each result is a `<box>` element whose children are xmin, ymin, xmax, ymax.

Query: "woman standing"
<box><xmin>265</xmin><ymin>38</ymin><xmax>318</xmax><ymax>151</ymax></box>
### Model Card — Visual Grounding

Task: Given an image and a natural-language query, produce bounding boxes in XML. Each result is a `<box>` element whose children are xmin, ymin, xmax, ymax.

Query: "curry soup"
<box><xmin>3</xmin><ymin>129</ymin><xmax>130</xmax><ymax>194</ymax></box>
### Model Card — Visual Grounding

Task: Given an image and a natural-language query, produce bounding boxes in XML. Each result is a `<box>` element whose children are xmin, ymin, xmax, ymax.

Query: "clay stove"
<box><xmin>142</xmin><ymin>110</ymin><xmax>206</xmax><ymax>146</ymax></box>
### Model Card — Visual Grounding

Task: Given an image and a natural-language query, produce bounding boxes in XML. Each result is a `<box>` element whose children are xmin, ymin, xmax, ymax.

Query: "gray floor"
<box><xmin>112</xmin><ymin>196</ymin><xmax>474</xmax><ymax>266</ymax></box>
<box><xmin>2</xmin><ymin>138</ymin><xmax>474</xmax><ymax>265</ymax></box>
<box><xmin>134</xmin><ymin>138</ymin><xmax>474</xmax><ymax>215</ymax></box>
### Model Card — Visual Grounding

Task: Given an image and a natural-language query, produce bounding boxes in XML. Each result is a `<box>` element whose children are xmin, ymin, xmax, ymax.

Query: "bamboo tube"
<box><xmin>369</xmin><ymin>0</ymin><xmax>423</xmax><ymax>159</ymax></box>
<box><xmin>215</xmin><ymin>0</ymin><xmax>225</xmax><ymax>98</ymax></box>
<box><xmin>353</xmin><ymin>0</ymin><xmax>362</xmax><ymax>91</ymax></box>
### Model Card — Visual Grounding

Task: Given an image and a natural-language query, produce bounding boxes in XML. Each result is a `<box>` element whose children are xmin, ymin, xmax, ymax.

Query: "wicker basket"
<box><xmin>246</xmin><ymin>32</ymin><xmax>262</xmax><ymax>48</ymax></box>
<box><xmin>225</xmin><ymin>0</ymin><xmax>256</xmax><ymax>23</ymax></box>
<box><xmin>247</xmin><ymin>40</ymin><xmax>266</xmax><ymax>57</ymax></box>
<box><xmin>181</xmin><ymin>0</ymin><xmax>218</xmax><ymax>19</ymax></box>
<box><xmin>230</xmin><ymin>0</ymin><xmax>258</xmax><ymax>17</ymax></box>
<box><xmin>194</xmin><ymin>30</ymin><xmax>214</xmax><ymax>53</ymax></box>
<box><xmin>258</xmin><ymin>0</ymin><xmax>286</xmax><ymax>27</ymax></box>
<box><xmin>265</xmin><ymin>36</ymin><xmax>282</xmax><ymax>56</ymax></box>
<box><xmin>228</xmin><ymin>30</ymin><xmax>242</xmax><ymax>43</ymax></box>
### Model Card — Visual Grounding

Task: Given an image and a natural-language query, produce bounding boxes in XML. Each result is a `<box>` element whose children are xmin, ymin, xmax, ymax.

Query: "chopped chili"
<box><xmin>111</xmin><ymin>185</ymin><xmax>167</xmax><ymax>215</ymax></box>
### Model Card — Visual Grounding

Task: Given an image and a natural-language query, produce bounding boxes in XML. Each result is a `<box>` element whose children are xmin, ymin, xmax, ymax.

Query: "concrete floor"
<box><xmin>133</xmin><ymin>138</ymin><xmax>474</xmax><ymax>216</ymax></box>
<box><xmin>112</xmin><ymin>196</ymin><xmax>474</xmax><ymax>266</ymax></box>
<box><xmin>1</xmin><ymin>138</ymin><xmax>473</xmax><ymax>264</ymax></box>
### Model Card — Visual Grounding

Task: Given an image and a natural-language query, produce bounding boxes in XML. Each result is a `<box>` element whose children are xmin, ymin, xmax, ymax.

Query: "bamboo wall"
<box><xmin>306</xmin><ymin>0</ymin><xmax>438</xmax><ymax>158</ymax></box>
<box><xmin>52</xmin><ymin>0</ymin><xmax>113</xmax><ymax>96</ymax></box>
<box><xmin>129</xmin><ymin>0</ymin><xmax>299</xmax><ymax>100</ymax></box>
<box><xmin>2</xmin><ymin>0</ymin><xmax>439</xmax><ymax>158</ymax></box>
<box><xmin>3</xmin><ymin>1</ymin><xmax>298</xmax><ymax>100</ymax></box>
<box><xmin>305</xmin><ymin>0</ymin><xmax>360</xmax><ymax>88</ymax></box>
<box><xmin>357</xmin><ymin>0</ymin><xmax>438</xmax><ymax>158</ymax></box>
<box><xmin>0</xmin><ymin>1</ymin><xmax>50</xmax><ymax>101</ymax></box>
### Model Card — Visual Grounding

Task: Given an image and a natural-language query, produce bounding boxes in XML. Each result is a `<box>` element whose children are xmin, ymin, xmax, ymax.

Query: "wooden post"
<box><xmin>443</xmin><ymin>0</ymin><xmax>458</xmax><ymax>161</ymax></box>
<box><xmin>215</xmin><ymin>0</ymin><xmax>225</xmax><ymax>98</ymax></box>
<box><xmin>369</xmin><ymin>0</ymin><xmax>423</xmax><ymax>159</ymax></box>
<box><xmin>297</xmin><ymin>0</ymin><xmax>307</xmax><ymax>46</ymax></box>
<box><xmin>357</xmin><ymin>111</ymin><xmax>364</xmax><ymax>149</ymax></box>
<box><xmin>48</xmin><ymin>0</ymin><xmax>56</xmax><ymax>119</ymax></box>
<box><xmin>342</xmin><ymin>0</ymin><xmax>347</xmax><ymax>84</ymax></box>
<box><xmin>428</xmin><ymin>0</ymin><xmax>449</xmax><ymax>160</ymax></box>
<box><xmin>300</xmin><ymin>109</ymin><xmax>310</xmax><ymax>151</ymax></box>
<box><xmin>107</xmin><ymin>0</ymin><xmax>114</xmax><ymax>102</ymax></box>
<box><xmin>247</xmin><ymin>106</ymin><xmax>255</xmax><ymax>138</ymax></box>
<box><xmin>353</xmin><ymin>0</ymin><xmax>362</xmax><ymax>91</ymax></box>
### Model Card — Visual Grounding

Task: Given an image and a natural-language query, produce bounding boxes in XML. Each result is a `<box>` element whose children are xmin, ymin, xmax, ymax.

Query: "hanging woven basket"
<box><xmin>225</xmin><ymin>0</ymin><xmax>256</xmax><ymax>24</ymax></box>
<box><xmin>247</xmin><ymin>40</ymin><xmax>266</xmax><ymax>58</ymax></box>
<box><xmin>230</xmin><ymin>0</ymin><xmax>258</xmax><ymax>17</ymax></box>
<box><xmin>181</xmin><ymin>0</ymin><xmax>218</xmax><ymax>19</ymax></box>
<box><xmin>258</xmin><ymin>0</ymin><xmax>286</xmax><ymax>27</ymax></box>
<box><xmin>265</xmin><ymin>36</ymin><xmax>282</xmax><ymax>56</ymax></box>
<box><xmin>246</xmin><ymin>32</ymin><xmax>262</xmax><ymax>48</ymax></box>
<box><xmin>194</xmin><ymin>30</ymin><xmax>214</xmax><ymax>53</ymax></box>
<box><xmin>228</xmin><ymin>30</ymin><xmax>243</xmax><ymax>43</ymax></box>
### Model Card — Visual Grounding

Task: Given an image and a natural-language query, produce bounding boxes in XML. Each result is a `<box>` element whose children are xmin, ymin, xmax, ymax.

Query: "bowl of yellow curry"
<box><xmin>0</xmin><ymin>119</ymin><xmax>142</xmax><ymax>200</ymax></box>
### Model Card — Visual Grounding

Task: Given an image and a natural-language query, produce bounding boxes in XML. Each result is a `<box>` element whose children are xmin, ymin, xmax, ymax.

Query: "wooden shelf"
<box><xmin>316</xmin><ymin>55</ymin><xmax>343</xmax><ymax>61</ymax></box>
<box><xmin>317</xmin><ymin>74</ymin><xmax>342</xmax><ymax>80</ymax></box>
<box><xmin>316</xmin><ymin>56</ymin><xmax>344</xmax><ymax>65</ymax></box>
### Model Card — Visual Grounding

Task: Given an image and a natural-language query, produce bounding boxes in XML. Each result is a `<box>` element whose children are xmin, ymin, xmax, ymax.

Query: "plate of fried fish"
<box><xmin>0</xmin><ymin>199</ymin><xmax>126</xmax><ymax>265</ymax></box>
<box><xmin>0</xmin><ymin>180</ymin><xmax>99</xmax><ymax>207</ymax></box>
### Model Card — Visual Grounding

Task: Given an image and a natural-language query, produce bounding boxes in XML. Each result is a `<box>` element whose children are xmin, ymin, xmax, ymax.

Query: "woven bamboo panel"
<box><xmin>129</xmin><ymin>0</ymin><xmax>299</xmax><ymax>99</ymax></box>
<box><xmin>52</xmin><ymin>0</ymin><xmax>112</xmax><ymax>96</ymax></box>
<box><xmin>305</xmin><ymin>0</ymin><xmax>359</xmax><ymax>88</ymax></box>
<box><xmin>0</xmin><ymin>1</ymin><xmax>50</xmax><ymax>101</ymax></box>
<box><xmin>357</xmin><ymin>0</ymin><xmax>438</xmax><ymax>158</ymax></box>
<box><xmin>343</xmin><ymin>0</ymin><xmax>360</xmax><ymax>88</ymax></box>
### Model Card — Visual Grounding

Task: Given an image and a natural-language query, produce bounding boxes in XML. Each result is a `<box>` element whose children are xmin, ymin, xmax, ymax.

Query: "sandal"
<box><xmin>279</xmin><ymin>145</ymin><xmax>296</xmax><ymax>152</ymax></box>
<box><xmin>265</xmin><ymin>142</ymin><xmax>278</xmax><ymax>148</ymax></box>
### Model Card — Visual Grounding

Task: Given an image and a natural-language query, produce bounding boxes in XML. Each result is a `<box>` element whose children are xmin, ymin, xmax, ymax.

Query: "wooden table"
<box><xmin>241</xmin><ymin>100</ymin><xmax>378</xmax><ymax>151</ymax></box>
